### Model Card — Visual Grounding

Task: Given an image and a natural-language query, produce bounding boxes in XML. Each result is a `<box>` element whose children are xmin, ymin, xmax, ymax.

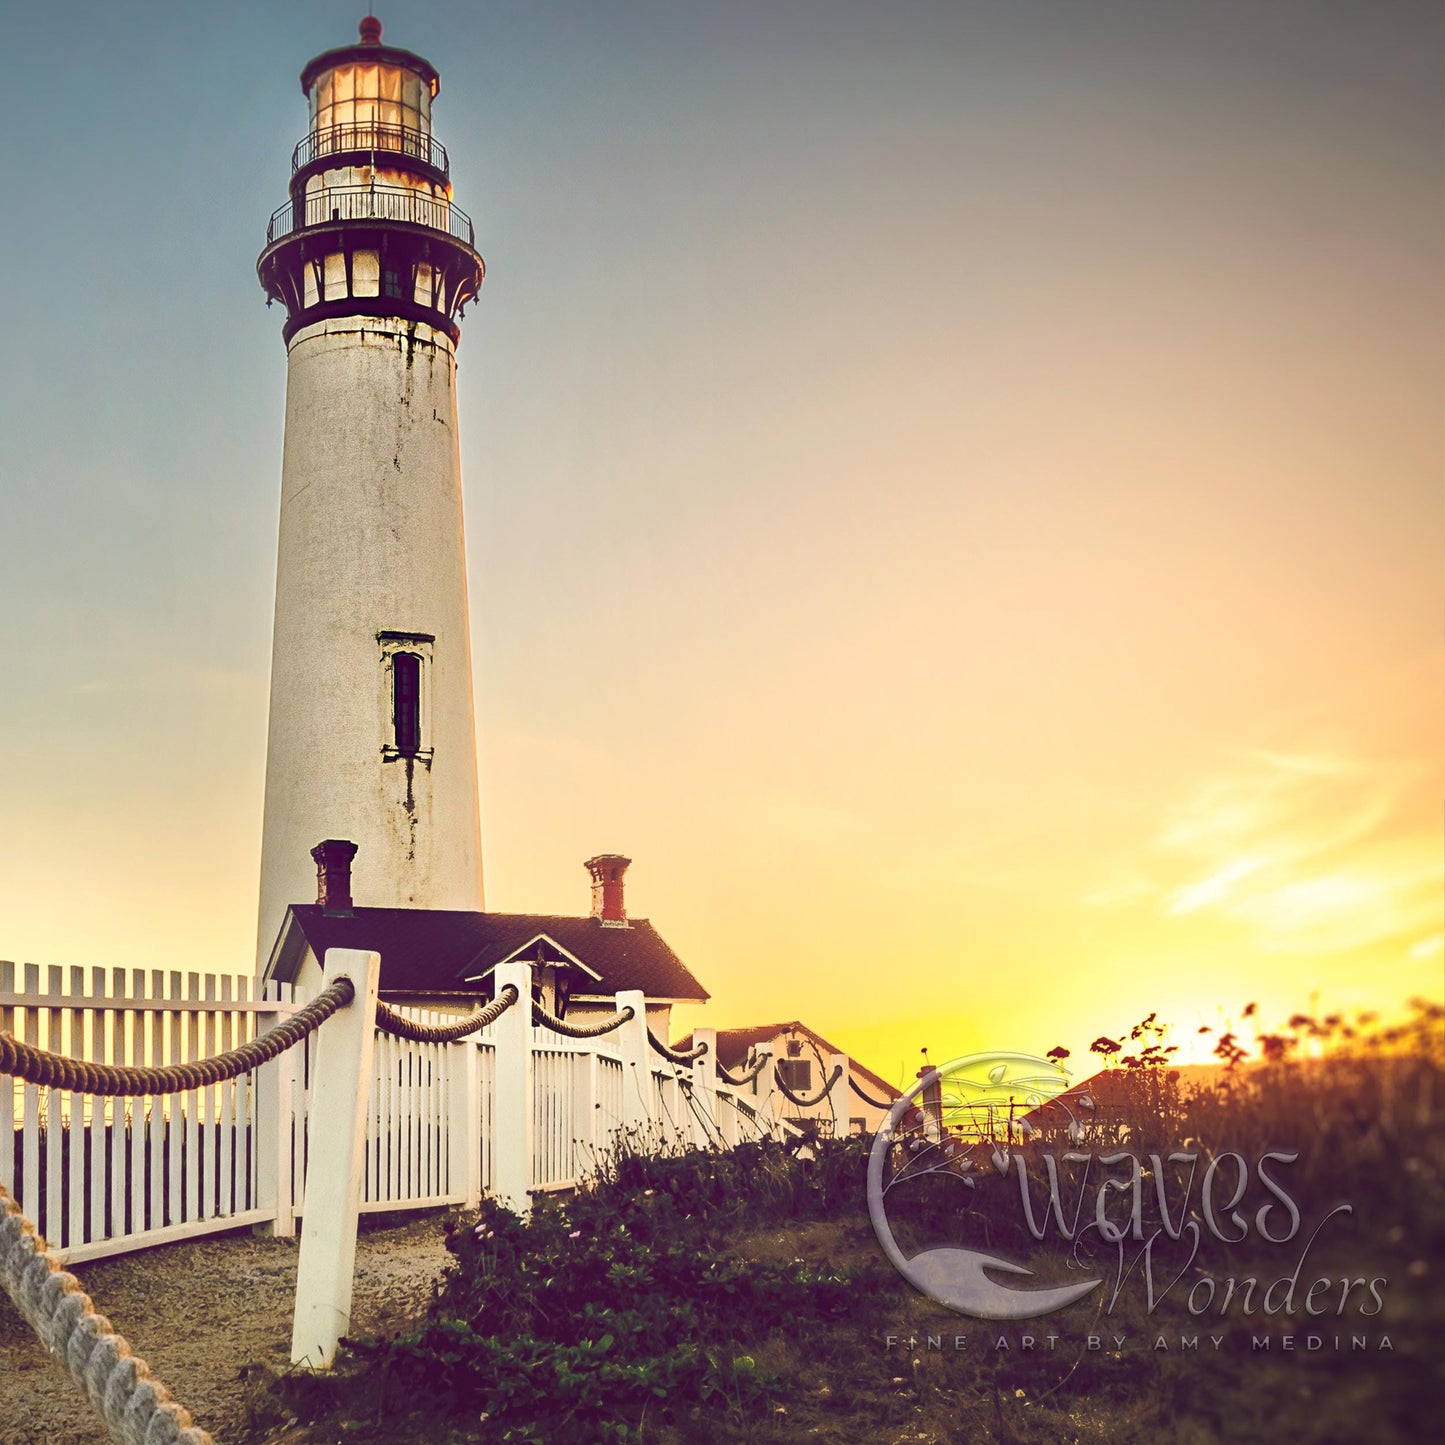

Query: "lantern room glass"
<box><xmin>310</xmin><ymin>63</ymin><xmax>432</xmax><ymax>136</ymax></box>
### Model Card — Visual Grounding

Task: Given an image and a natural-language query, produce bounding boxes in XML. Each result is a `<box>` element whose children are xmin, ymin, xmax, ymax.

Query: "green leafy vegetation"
<box><xmin>260</xmin><ymin>1001</ymin><xmax>1443</xmax><ymax>1443</ymax></box>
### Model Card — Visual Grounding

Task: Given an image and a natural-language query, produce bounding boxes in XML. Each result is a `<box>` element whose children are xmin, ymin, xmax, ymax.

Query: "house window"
<box><xmin>777</xmin><ymin>1059</ymin><xmax>811</xmax><ymax>1093</ymax></box>
<box><xmin>378</xmin><ymin>631</ymin><xmax>435</xmax><ymax>762</ymax></box>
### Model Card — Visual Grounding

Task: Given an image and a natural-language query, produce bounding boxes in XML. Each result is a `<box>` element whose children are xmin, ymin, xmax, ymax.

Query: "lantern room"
<box><xmin>257</xmin><ymin>16</ymin><xmax>483</xmax><ymax>345</ymax></box>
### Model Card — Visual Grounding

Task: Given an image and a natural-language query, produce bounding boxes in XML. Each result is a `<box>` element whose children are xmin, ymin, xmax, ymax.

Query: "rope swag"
<box><xmin>774</xmin><ymin>1061</ymin><xmax>843</xmax><ymax>1108</ymax></box>
<box><xmin>649</xmin><ymin>1030</ymin><xmax>708</xmax><ymax>1065</ymax></box>
<box><xmin>848</xmin><ymin>1074</ymin><xmax>900</xmax><ymax>1111</ymax></box>
<box><xmin>532</xmin><ymin>1003</ymin><xmax>635</xmax><ymax>1038</ymax></box>
<box><xmin>716</xmin><ymin>1051</ymin><xmax>770</xmax><ymax>1088</ymax></box>
<box><xmin>0</xmin><ymin>978</ymin><xmax>355</xmax><ymax>1097</ymax></box>
<box><xmin>375</xmin><ymin>985</ymin><xmax>520</xmax><ymax>1043</ymax></box>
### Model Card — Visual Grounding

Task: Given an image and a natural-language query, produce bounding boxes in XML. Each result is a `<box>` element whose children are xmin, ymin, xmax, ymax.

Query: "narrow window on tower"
<box><xmin>378</xmin><ymin>631</ymin><xmax>435</xmax><ymax>763</ymax></box>
<box><xmin>392</xmin><ymin>653</ymin><xmax>421</xmax><ymax>756</ymax></box>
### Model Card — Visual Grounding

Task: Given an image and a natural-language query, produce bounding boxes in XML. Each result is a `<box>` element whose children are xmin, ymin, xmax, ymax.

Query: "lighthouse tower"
<box><xmin>254</xmin><ymin>18</ymin><xmax>485</xmax><ymax>968</ymax></box>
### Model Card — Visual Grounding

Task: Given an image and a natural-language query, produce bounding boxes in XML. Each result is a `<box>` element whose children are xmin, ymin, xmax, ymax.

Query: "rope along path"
<box><xmin>532</xmin><ymin>1003</ymin><xmax>634</xmax><ymax>1038</ymax></box>
<box><xmin>649</xmin><ymin>1030</ymin><xmax>707</xmax><ymax>1065</ymax></box>
<box><xmin>0</xmin><ymin>978</ymin><xmax>355</xmax><ymax>1096</ymax></box>
<box><xmin>848</xmin><ymin>1074</ymin><xmax>899</xmax><ymax>1111</ymax></box>
<box><xmin>774</xmin><ymin>1061</ymin><xmax>843</xmax><ymax>1108</ymax></box>
<box><xmin>0</xmin><ymin>1183</ymin><xmax>212</xmax><ymax>1445</ymax></box>
<box><xmin>374</xmin><ymin>986</ymin><xmax>520</xmax><ymax>1043</ymax></box>
<box><xmin>716</xmin><ymin>1051</ymin><xmax>769</xmax><ymax>1088</ymax></box>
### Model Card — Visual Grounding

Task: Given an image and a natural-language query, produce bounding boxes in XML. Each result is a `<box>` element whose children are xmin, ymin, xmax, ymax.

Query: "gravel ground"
<box><xmin>0</xmin><ymin>1214</ymin><xmax>453</xmax><ymax>1445</ymax></box>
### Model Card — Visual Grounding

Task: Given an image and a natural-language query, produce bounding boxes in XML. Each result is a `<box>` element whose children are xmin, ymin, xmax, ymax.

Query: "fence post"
<box><xmin>489</xmin><ymin>960</ymin><xmax>533</xmax><ymax>1218</ymax></box>
<box><xmin>691</xmin><ymin>1028</ymin><xmax>718</xmax><ymax>1149</ymax></box>
<box><xmin>751</xmin><ymin>1050</ymin><xmax>777</xmax><ymax>1139</ymax></box>
<box><xmin>615</xmin><ymin>990</ymin><xmax>650</xmax><ymax>1147</ymax></box>
<box><xmin>828</xmin><ymin>1053</ymin><xmax>850</xmax><ymax>1141</ymax></box>
<box><xmin>290</xmin><ymin>948</ymin><xmax>380</xmax><ymax>1368</ymax></box>
<box><xmin>253</xmin><ymin>980</ymin><xmax>297</xmax><ymax>1237</ymax></box>
<box><xmin>456</xmin><ymin>1038</ymin><xmax>482</xmax><ymax>1210</ymax></box>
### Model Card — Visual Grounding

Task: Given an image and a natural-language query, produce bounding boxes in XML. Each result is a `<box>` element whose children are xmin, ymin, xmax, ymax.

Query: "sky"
<box><xmin>0</xmin><ymin>0</ymin><xmax>1438</xmax><ymax>1089</ymax></box>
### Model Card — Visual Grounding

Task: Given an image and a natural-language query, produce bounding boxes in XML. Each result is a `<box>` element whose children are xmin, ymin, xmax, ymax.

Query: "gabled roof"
<box><xmin>266</xmin><ymin>905</ymin><xmax>709</xmax><ymax>1003</ymax></box>
<box><xmin>674</xmin><ymin>1020</ymin><xmax>901</xmax><ymax>1101</ymax></box>
<box><xmin>1017</xmin><ymin>1065</ymin><xmax>1191</xmax><ymax>1128</ymax></box>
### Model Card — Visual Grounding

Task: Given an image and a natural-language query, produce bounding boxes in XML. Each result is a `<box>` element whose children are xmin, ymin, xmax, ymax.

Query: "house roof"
<box><xmin>673</xmin><ymin>1020</ymin><xmax>901</xmax><ymax>1102</ymax></box>
<box><xmin>1016</xmin><ymin>1066</ymin><xmax>1181</xmax><ymax>1129</ymax></box>
<box><xmin>267</xmin><ymin>905</ymin><xmax>709</xmax><ymax>1003</ymax></box>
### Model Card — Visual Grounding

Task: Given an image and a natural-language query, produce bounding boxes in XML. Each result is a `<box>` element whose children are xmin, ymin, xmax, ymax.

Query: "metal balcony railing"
<box><xmin>266</xmin><ymin>184</ymin><xmax>474</xmax><ymax>247</ymax></box>
<box><xmin>291</xmin><ymin>121</ymin><xmax>449</xmax><ymax>177</ymax></box>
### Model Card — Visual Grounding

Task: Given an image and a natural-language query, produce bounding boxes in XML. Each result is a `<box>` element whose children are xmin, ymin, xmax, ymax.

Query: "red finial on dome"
<box><xmin>359</xmin><ymin>15</ymin><xmax>383</xmax><ymax>44</ymax></box>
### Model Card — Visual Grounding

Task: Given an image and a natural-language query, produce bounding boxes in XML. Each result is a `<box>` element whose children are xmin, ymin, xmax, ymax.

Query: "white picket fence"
<box><xmin>0</xmin><ymin>957</ymin><xmax>831</xmax><ymax>1266</ymax></box>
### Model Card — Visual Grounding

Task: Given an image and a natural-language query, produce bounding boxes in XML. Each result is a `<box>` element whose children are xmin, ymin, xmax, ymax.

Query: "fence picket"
<box><xmin>21</xmin><ymin>965</ymin><xmax>39</xmax><ymax>1229</ymax></box>
<box><xmin>184</xmin><ymin>973</ymin><xmax>200</xmax><ymax>1224</ymax></box>
<box><xmin>45</xmin><ymin>965</ymin><xmax>64</xmax><ymax>1247</ymax></box>
<box><xmin>116</xmin><ymin>969</ymin><xmax>135</xmax><ymax>1239</ymax></box>
<box><xmin>68</xmin><ymin>967</ymin><xmax>87</xmax><ymax>1250</ymax></box>
<box><xmin>218</xmin><ymin>976</ymin><xmax>233</xmax><ymax>1217</ymax></box>
<box><xmin>203</xmin><ymin>974</ymin><xmax>218</xmax><ymax>1219</ymax></box>
<box><xmin>87</xmin><ymin>968</ymin><xmax>106</xmax><ymax>1244</ymax></box>
<box><xmin>142</xmin><ymin>970</ymin><xmax>159</xmax><ymax>1232</ymax></box>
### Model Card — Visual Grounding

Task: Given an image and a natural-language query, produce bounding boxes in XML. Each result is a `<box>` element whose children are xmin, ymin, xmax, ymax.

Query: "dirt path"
<box><xmin>0</xmin><ymin>1214</ymin><xmax>453</xmax><ymax>1445</ymax></box>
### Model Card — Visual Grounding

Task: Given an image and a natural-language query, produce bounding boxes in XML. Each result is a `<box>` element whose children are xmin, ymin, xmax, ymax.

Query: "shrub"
<box><xmin>346</xmin><ymin>1138</ymin><xmax>888</xmax><ymax>1442</ymax></box>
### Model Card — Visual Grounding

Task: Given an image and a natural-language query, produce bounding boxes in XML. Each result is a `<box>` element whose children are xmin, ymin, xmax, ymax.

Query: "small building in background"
<box><xmin>674</xmin><ymin>1021</ymin><xmax>901</xmax><ymax>1137</ymax></box>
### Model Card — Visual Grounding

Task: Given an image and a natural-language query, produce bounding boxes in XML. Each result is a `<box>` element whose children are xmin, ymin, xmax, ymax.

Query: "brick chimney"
<box><xmin>584</xmin><ymin>854</ymin><xmax>631</xmax><ymax>924</ymax></box>
<box><xmin>311</xmin><ymin>839</ymin><xmax>359</xmax><ymax>916</ymax></box>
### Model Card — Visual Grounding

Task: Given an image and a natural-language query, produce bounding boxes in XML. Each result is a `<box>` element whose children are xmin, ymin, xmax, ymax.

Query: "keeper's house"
<box><xmin>263</xmin><ymin>843</ymin><xmax>708</xmax><ymax>1041</ymax></box>
<box><xmin>673</xmin><ymin>1021</ymin><xmax>900</xmax><ymax>1138</ymax></box>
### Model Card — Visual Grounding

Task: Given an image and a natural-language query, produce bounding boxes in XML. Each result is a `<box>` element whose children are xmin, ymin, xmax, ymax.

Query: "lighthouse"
<box><xmin>254</xmin><ymin>17</ymin><xmax>486</xmax><ymax>969</ymax></box>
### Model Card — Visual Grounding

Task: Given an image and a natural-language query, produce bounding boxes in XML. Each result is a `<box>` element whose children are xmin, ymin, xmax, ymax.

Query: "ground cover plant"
<box><xmin>262</xmin><ymin>1000</ymin><xmax>1444</xmax><ymax>1443</ymax></box>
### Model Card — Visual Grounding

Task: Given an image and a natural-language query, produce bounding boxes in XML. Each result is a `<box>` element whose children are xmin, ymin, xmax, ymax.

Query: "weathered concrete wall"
<box><xmin>256</xmin><ymin>316</ymin><xmax>483</xmax><ymax>969</ymax></box>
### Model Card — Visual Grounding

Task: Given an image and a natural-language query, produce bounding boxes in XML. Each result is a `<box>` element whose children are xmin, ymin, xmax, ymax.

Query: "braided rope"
<box><xmin>717</xmin><ymin>1050</ymin><xmax>770</xmax><ymax>1088</ymax></box>
<box><xmin>648</xmin><ymin>1029</ymin><xmax>708</xmax><ymax>1064</ymax></box>
<box><xmin>774</xmin><ymin>1061</ymin><xmax>844</xmax><ymax>1108</ymax></box>
<box><xmin>0</xmin><ymin>978</ymin><xmax>355</xmax><ymax>1096</ymax></box>
<box><xmin>848</xmin><ymin>1074</ymin><xmax>899</xmax><ymax>1110</ymax></box>
<box><xmin>0</xmin><ymin>1183</ymin><xmax>212</xmax><ymax>1444</ymax></box>
<box><xmin>531</xmin><ymin>1002</ymin><xmax>635</xmax><ymax>1038</ymax></box>
<box><xmin>375</xmin><ymin>985</ymin><xmax>520</xmax><ymax>1043</ymax></box>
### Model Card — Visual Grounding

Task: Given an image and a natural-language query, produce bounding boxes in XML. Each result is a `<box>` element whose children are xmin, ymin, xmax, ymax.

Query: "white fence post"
<box><xmin>253</xmin><ymin>980</ymin><xmax>297</xmax><ymax>1238</ymax></box>
<box><xmin>752</xmin><ymin>1050</ymin><xmax>777</xmax><ymax>1139</ymax></box>
<box><xmin>290</xmin><ymin>949</ymin><xmax>380</xmax><ymax>1368</ymax></box>
<box><xmin>456</xmin><ymin>1038</ymin><xmax>482</xmax><ymax>1210</ymax></box>
<box><xmin>489</xmin><ymin>960</ymin><xmax>533</xmax><ymax>1218</ymax></box>
<box><xmin>828</xmin><ymin>1053</ymin><xmax>850</xmax><ymax>1140</ymax></box>
<box><xmin>615</xmin><ymin>990</ymin><xmax>650</xmax><ymax>1146</ymax></box>
<box><xmin>692</xmin><ymin>1028</ymin><xmax>718</xmax><ymax>1149</ymax></box>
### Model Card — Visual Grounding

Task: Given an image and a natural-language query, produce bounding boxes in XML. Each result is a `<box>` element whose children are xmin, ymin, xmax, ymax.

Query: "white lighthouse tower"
<box><xmin>254</xmin><ymin>17</ymin><xmax>485</xmax><ymax>968</ymax></box>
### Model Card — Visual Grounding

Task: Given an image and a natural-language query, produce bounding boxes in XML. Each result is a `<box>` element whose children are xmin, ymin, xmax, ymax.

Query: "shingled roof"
<box><xmin>674</xmin><ymin>1020</ymin><xmax>900</xmax><ymax>1101</ymax></box>
<box><xmin>267</xmin><ymin>905</ymin><xmax>709</xmax><ymax>1003</ymax></box>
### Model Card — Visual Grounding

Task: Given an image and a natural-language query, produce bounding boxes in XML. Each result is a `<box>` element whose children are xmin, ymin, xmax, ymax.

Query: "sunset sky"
<box><xmin>0</xmin><ymin>1</ymin><xmax>1438</xmax><ymax>1088</ymax></box>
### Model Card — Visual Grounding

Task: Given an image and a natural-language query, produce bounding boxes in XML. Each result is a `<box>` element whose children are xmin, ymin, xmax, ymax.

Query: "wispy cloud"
<box><xmin>1168</xmin><ymin>856</ymin><xmax>1264</xmax><ymax>915</ymax></box>
<box><xmin>1086</xmin><ymin>745</ymin><xmax>1438</xmax><ymax>958</ymax></box>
